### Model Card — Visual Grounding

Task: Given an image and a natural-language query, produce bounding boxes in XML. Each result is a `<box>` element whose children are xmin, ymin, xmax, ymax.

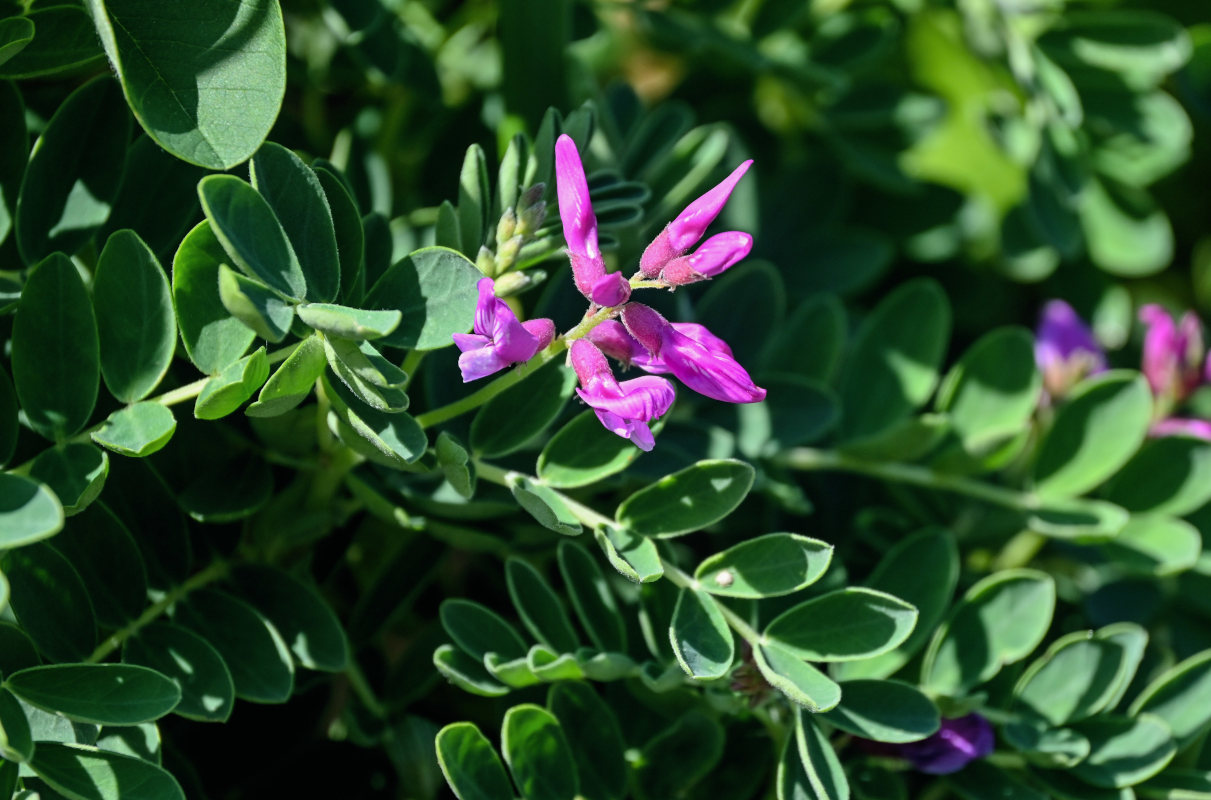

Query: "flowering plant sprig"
<box><xmin>452</xmin><ymin>134</ymin><xmax>766</xmax><ymax>450</ymax></box>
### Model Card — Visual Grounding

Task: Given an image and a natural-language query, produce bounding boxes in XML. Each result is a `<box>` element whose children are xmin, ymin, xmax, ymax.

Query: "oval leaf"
<box><xmin>694</xmin><ymin>533</ymin><xmax>833</xmax><ymax>599</ymax></box>
<box><xmin>30</xmin><ymin>742</ymin><xmax>185</xmax><ymax>800</ymax></box>
<box><xmin>122</xmin><ymin>622</ymin><xmax>234</xmax><ymax>723</ymax></box>
<box><xmin>670</xmin><ymin>587</ymin><xmax>734</xmax><ymax>680</ymax></box>
<box><xmin>0</xmin><ymin>474</ymin><xmax>64</xmax><ymax>548</ymax></box>
<box><xmin>5</xmin><ymin>664</ymin><xmax>179</xmax><ymax>726</ymax></box>
<box><xmin>363</xmin><ymin>246</ymin><xmax>482</xmax><ymax>350</ymax></box>
<box><xmin>616</xmin><ymin>459</ymin><xmax>755</xmax><ymax>538</ymax></box>
<box><xmin>764</xmin><ymin>587</ymin><xmax>918</xmax><ymax>662</ymax></box>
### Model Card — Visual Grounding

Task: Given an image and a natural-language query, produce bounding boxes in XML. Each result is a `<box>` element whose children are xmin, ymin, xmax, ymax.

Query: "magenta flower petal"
<box><xmin>452</xmin><ymin>332</ymin><xmax>490</xmax><ymax>353</ymax></box>
<box><xmin>664</xmin><ymin>231</ymin><xmax>753</xmax><ymax>285</ymax></box>
<box><xmin>661</xmin><ymin>324</ymin><xmax>766</xmax><ymax>404</ymax></box>
<box><xmin>591</xmin><ymin>272</ymin><xmax>632</xmax><ymax>307</ymax></box>
<box><xmin>587</xmin><ymin>320</ymin><xmax>646</xmax><ymax>365</ymax></box>
<box><xmin>1140</xmin><ymin>304</ymin><xmax>1205</xmax><ymax>403</ymax></box>
<box><xmin>639</xmin><ymin>160</ymin><xmax>752</xmax><ymax>278</ymax></box>
<box><xmin>1151</xmin><ymin>417</ymin><xmax>1211</xmax><ymax>440</ymax></box>
<box><xmin>555</xmin><ymin>135</ymin><xmax>599</xmax><ymax>259</ymax></box>
<box><xmin>458</xmin><ymin>347</ymin><xmax>511</xmax><ymax>383</ymax></box>
<box><xmin>1036</xmin><ymin>300</ymin><xmax>1105</xmax><ymax>398</ymax></box>
<box><xmin>619</xmin><ymin>302</ymin><xmax>667</xmax><ymax>355</ymax></box>
<box><xmin>522</xmin><ymin>318</ymin><xmax>556</xmax><ymax>351</ymax></box>
<box><xmin>595</xmin><ymin>409</ymin><xmax>656</xmax><ymax>451</ymax></box>
<box><xmin>569</xmin><ymin>340</ymin><xmax>674</xmax><ymax>448</ymax></box>
<box><xmin>454</xmin><ymin>277</ymin><xmax>543</xmax><ymax>382</ymax></box>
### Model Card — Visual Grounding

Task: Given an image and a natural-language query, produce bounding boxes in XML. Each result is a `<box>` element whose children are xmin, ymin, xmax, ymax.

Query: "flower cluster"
<box><xmin>453</xmin><ymin>133</ymin><xmax>766</xmax><ymax>451</ymax></box>
<box><xmin>1035</xmin><ymin>299</ymin><xmax>1211</xmax><ymax>439</ymax></box>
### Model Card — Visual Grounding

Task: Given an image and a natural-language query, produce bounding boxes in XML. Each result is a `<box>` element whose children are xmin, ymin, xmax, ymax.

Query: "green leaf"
<box><xmin>1081</xmin><ymin>178</ymin><xmax>1173</xmax><ymax>277</ymax></box>
<box><xmin>935</xmin><ymin>326</ymin><xmax>1042</xmax><ymax>451</ymax></box>
<box><xmin>1</xmin><ymin>543</ymin><xmax>96</xmax><ymax>662</ymax></box>
<box><xmin>528</xmin><ymin>647</ymin><xmax>584</xmax><ymax>684</ymax></box>
<box><xmin>95</xmin><ymin>723</ymin><xmax>161</xmax><ymax>765</ymax></box>
<box><xmin>634</xmin><ymin>711</ymin><xmax>724</xmax><ymax>800</ymax></box>
<box><xmin>433</xmin><ymin>645</ymin><xmax>509</xmax><ymax>698</ymax></box>
<box><xmin>670</xmin><ymin>584</ymin><xmax>736</xmax><ymax>680</ymax></box>
<box><xmin>322</xmin><ymin>337</ymin><xmax>409</xmax><ymax>413</ymax></box>
<box><xmin>93</xmin><ymin>230</ymin><xmax>175</xmax><ymax>403</ymax></box>
<box><xmin>836</xmin><ymin>527</ymin><xmax>960</xmax><ymax>681</ymax></box>
<box><xmin>1039</xmin><ymin>10</ymin><xmax>1191</xmax><ymax>91</ymax></box>
<box><xmin>172</xmin><ymin>589</ymin><xmax>294</xmax><ymax>704</ymax></box>
<box><xmin>1032</xmin><ymin>371</ymin><xmax>1153</xmax><ymax>498</ymax></box>
<box><xmin>198</xmin><ymin>174</ymin><xmax>306</xmax><ymax>299</ymax></box>
<box><xmin>694</xmin><ymin>533</ymin><xmax>833</xmax><ymax>599</ymax></box>
<box><xmin>547</xmin><ymin>683</ymin><xmax>626</xmax><ymax>800</ymax></box>
<box><xmin>1137</xmin><ymin>769</ymin><xmax>1211</xmax><ymax>799</ymax></box>
<box><xmin>15</xmin><ymin>76</ymin><xmax>129</xmax><ymax>264</ymax></box>
<box><xmin>795</xmin><ymin>709</ymin><xmax>851</xmax><ymax>800</ymax></box>
<box><xmin>1003</xmin><ymin>720</ymin><xmax>1091</xmax><ymax>769</ymax></box>
<box><xmin>557</xmin><ymin>541</ymin><xmax>625</xmax><ymax>653</ymax></box>
<box><xmin>0</xmin><ymin>18</ymin><xmax>35</xmax><ymax>70</ymax></box>
<box><xmin>250</xmin><ymin>142</ymin><xmax>340</xmax><ymax>301</ymax></box>
<box><xmin>0</xmin><ymin>6</ymin><xmax>102</xmax><ymax>79</ymax></box>
<box><xmin>824</xmin><ymin>680</ymin><xmax>939</xmax><ymax>743</ymax></box>
<box><xmin>314</xmin><ymin>166</ymin><xmax>364</xmax><ymax>305</ymax></box>
<box><xmin>501</xmin><ymin>704</ymin><xmax>579</xmax><ymax>800</ymax></box>
<box><xmin>594</xmin><ymin>525</ymin><xmax>663</xmax><ymax>583</ymax></box>
<box><xmin>484</xmin><ymin>653</ymin><xmax>541</xmax><ymax>689</ymax></box>
<box><xmin>616</xmin><ymin>459</ymin><xmax>755</xmax><ymax>538</ymax></box>
<box><xmin>457</xmin><ymin>145</ymin><xmax>488</xmax><ymax>256</ymax></box>
<box><xmin>0</xmin><ymin>622</ymin><xmax>41</xmax><ymax>679</ymax></box>
<box><xmin>1099</xmin><ymin>515</ymin><xmax>1201</xmax><ymax>576</ymax></box>
<box><xmin>29</xmin><ymin>444</ymin><xmax>108</xmax><ymax>516</ymax></box>
<box><xmin>698</xmin><ymin>260</ymin><xmax>786</xmax><ymax>366</ymax></box>
<box><xmin>1087</xmin><ymin>90</ymin><xmax>1191</xmax><ymax>187</ymax></box>
<box><xmin>246</xmin><ymin>336</ymin><xmax>325</xmax><ymax>418</ymax></box>
<box><xmin>122</xmin><ymin>622</ymin><xmax>234</xmax><ymax>723</ymax></box>
<box><xmin>85</xmin><ymin>0</ymin><xmax>286</xmax><ymax>170</ymax></box>
<box><xmin>1013</xmin><ymin>631</ymin><xmax>1129</xmax><ymax>726</ymax></box>
<box><xmin>838</xmin><ymin>414</ymin><xmax>951</xmax><ymax>462</ymax></box>
<box><xmin>948</xmin><ymin>761</ymin><xmax>1049</xmax><ymax>800</ymax></box>
<box><xmin>0</xmin><ymin>474</ymin><xmax>63</xmax><ymax>548</ymax></box>
<box><xmin>1027</xmin><ymin>496</ymin><xmax>1129</xmax><ymax>542</ymax></box>
<box><xmin>11</xmin><ymin>253</ymin><xmax>100</xmax><ymax>440</ymax></box>
<box><xmin>1071</xmin><ymin>714</ymin><xmax>1176</xmax><ymax>789</ymax></box>
<box><xmin>0</xmin><ymin>366</ymin><xmax>18</xmax><ymax>467</ymax></box>
<box><xmin>839</xmin><ymin>278</ymin><xmax>951</xmax><ymax>439</ymax></box>
<box><xmin>736</xmin><ymin>376</ymin><xmax>839</xmax><ymax>458</ymax></box>
<box><xmin>1103</xmin><ymin>436</ymin><xmax>1211</xmax><ymax>516</ymax></box>
<box><xmin>508</xmin><ymin>476</ymin><xmax>582</xmax><ymax>536</ymax></box>
<box><xmin>297</xmin><ymin>303</ymin><xmax>400</xmax><ymax>340</ymax></box>
<box><xmin>505</xmin><ymin>559</ymin><xmax>579</xmax><ymax>654</ymax></box>
<box><xmin>321</xmin><ymin>372</ymin><xmax>426</xmax><ymax>466</ymax></box>
<box><xmin>193</xmin><ymin>347</ymin><xmax>270</xmax><ymax>420</ymax></box>
<box><xmin>538</xmin><ymin>410</ymin><xmax>647</xmax><ymax>488</ymax></box>
<box><xmin>29</xmin><ymin>742</ymin><xmax>185</xmax><ymax>800</ymax></box>
<box><xmin>471</xmin><ymin>360</ymin><xmax>577</xmax><ymax>457</ymax></box>
<box><xmin>436</xmin><ymin>432</ymin><xmax>476</xmax><ymax>499</ymax></box>
<box><xmin>91</xmin><ymin>403</ymin><xmax>176</xmax><ymax>459</ymax></box>
<box><xmin>923</xmin><ymin>569</ymin><xmax>1056</xmax><ymax>695</ymax></box>
<box><xmin>363</xmin><ymin>246</ymin><xmax>482</xmax><ymax>350</ymax></box>
<box><xmin>217</xmin><ymin>264</ymin><xmax>293</xmax><ymax>343</ymax></box>
<box><xmin>435</xmin><ymin>722</ymin><xmax>514</xmax><ymax>800</ymax></box>
<box><xmin>50</xmin><ymin>504</ymin><xmax>147</xmax><ymax>628</ymax></box>
<box><xmin>440</xmin><ymin>599</ymin><xmax>527</xmax><ymax>662</ymax></box>
<box><xmin>4</xmin><ymin>665</ymin><xmax>178</xmax><ymax>726</ymax></box>
<box><xmin>1130</xmin><ymin>650</ymin><xmax>1211</xmax><ymax>750</ymax></box>
<box><xmin>760</xmin><ymin>293</ymin><xmax>846</xmax><ymax>383</ymax></box>
<box><xmin>178</xmin><ymin>458</ymin><xmax>272</xmax><ymax>524</ymax></box>
<box><xmin>229</xmin><ymin>565</ymin><xmax>350</xmax><ymax>672</ymax></box>
<box><xmin>171</xmin><ymin>220</ymin><xmax>256</xmax><ymax>374</ymax></box>
<box><xmin>754</xmin><ymin>641</ymin><xmax>842</xmax><ymax>712</ymax></box>
<box><xmin>764</xmin><ymin>587</ymin><xmax>918</xmax><ymax>662</ymax></box>
<box><xmin>0</xmin><ymin>687</ymin><xmax>33</xmax><ymax>763</ymax></box>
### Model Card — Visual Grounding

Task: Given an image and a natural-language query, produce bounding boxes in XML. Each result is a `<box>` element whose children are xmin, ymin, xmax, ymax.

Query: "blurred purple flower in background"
<box><xmin>1139</xmin><ymin>304</ymin><xmax>1205</xmax><ymax>409</ymax></box>
<box><xmin>859</xmin><ymin>714</ymin><xmax>995</xmax><ymax>775</ymax></box>
<box><xmin>1035</xmin><ymin>300</ymin><xmax>1105</xmax><ymax>399</ymax></box>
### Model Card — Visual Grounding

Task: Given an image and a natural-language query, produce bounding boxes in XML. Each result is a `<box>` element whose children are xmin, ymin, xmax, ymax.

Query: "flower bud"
<box><xmin>496</xmin><ymin>234</ymin><xmax>523</xmax><ymax>272</ymax></box>
<box><xmin>476</xmin><ymin>245</ymin><xmax>496</xmax><ymax>277</ymax></box>
<box><xmin>495</xmin><ymin>207</ymin><xmax>517</xmax><ymax>248</ymax></box>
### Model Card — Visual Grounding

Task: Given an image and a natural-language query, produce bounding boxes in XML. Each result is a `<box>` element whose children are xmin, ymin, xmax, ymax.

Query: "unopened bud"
<box><xmin>496</xmin><ymin>234</ymin><xmax>523</xmax><ymax>272</ymax></box>
<box><xmin>493</xmin><ymin>270</ymin><xmax>532</xmax><ymax>297</ymax></box>
<box><xmin>476</xmin><ymin>245</ymin><xmax>496</xmax><ymax>277</ymax></box>
<box><xmin>496</xmin><ymin>208</ymin><xmax>517</xmax><ymax>248</ymax></box>
<box><xmin>518</xmin><ymin>199</ymin><xmax>546</xmax><ymax>237</ymax></box>
<box><xmin>521</xmin><ymin>183</ymin><xmax>545</xmax><ymax>210</ymax></box>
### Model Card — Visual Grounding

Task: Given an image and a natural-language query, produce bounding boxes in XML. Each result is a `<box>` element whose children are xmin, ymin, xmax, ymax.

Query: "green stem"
<box><xmin>343</xmin><ymin>659</ymin><xmax>387</xmax><ymax>719</ymax></box>
<box><xmin>86</xmin><ymin>560</ymin><xmax>230</xmax><ymax>663</ymax></box>
<box><xmin>400</xmin><ymin>349</ymin><xmax>426</xmax><ymax>392</ymax></box>
<box><xmin>414</xmin><ymin>348</ymin><xmax>561</xmax><ymax>429</ymax></box>
<box><xmin>778</xmin><ymin>447</ymin><xmax>1041</xmax><ymax>512</ymax></box>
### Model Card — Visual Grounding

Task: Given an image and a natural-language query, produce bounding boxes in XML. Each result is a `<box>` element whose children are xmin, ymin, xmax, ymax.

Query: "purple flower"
<box><xmin>1150</xmin><ymin>417</ymin><xmax>1211</xmax><ymax>440</ymax></box>
<box><xmin>569</xmin><ymin>340</ymin><xmax>674</xmax><ymax>451</ymax></box>
<box><xmin>621</xmin><ymin>303</ymin><xmax>765</xmax><ymax>404</ymax></box>
<box><xmin>860</xmin><ymin>714</ymin><xmax>995</xmax><ymax>776</ymax></box>
<box><xmin>640</xmin><ymin>160</ymin><xmax>752</xmax><ymax>279</ymax></box>
<box><xmin>1139</xmin><ymin>304</ymin><xmax>1205</xmax><ymax>407</ymax></box>
<box><xmin>555</xmin><ymin>135</ymin><xmax>631</xmax><ymax>307</ymax></box>
<box><xmin>1035</xmin><ymin>300</ymin><xmax>1106</xmax><ymax>398</ymax></box>
<box><xmin>451</xmin><ymin>278</ymin><xmax>554</xmax><ymax>382</ymax></box>
<box><xmin>662</xmin><ymin>231</ymin><xmax>754</xmax><ymax>286</ymax></box>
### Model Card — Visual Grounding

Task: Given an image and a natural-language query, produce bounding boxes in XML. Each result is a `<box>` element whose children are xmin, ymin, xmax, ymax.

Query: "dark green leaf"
<box><xmin>171</xmin><ymin>220</ymin><xmax>256</xmax><ymax>374</ymax></box>
<box><xmin>795</xmin><ymin>709</ymin><xmax>850</xmax><ymax>800</ymax></box>
<box><xmin>314</xmin><ymin>166</ymin><xmax>364</xmax><ymax>305</ymax></box>
<box><xmin>695</xmin><ymin>533</ymin><xmax>832</xmax><ymax>599</ymax></box>
<box><xmin>547</xmin><ymin>683</ymin><xmax>626</xmax><ymax>800</ymax></box>
<box><xmin>824</xmin><ymin>680</ymin><xmax>939</xmax><ymax>743</ymax></box>
<box><xmin>217</xmin><ymin>264</ymin><xmax>293</xmax><ymax>343</ymax></box>
<box><xmin>0</xmin><ymin>365</ymin><xmax>17</xmax><ymax>467</ymax></box>
<box><xmin>594</xmin><ymin>525</ymin><xmax>663</xmax><ymax>583</ymax></box>
<box><xmin>172</xmin><ymin>589</ymin><xmax>294</xmax><ymax>704</ymax></box>
<box><xmin>229</xmin><ymin>565</ymin><xmax>349</xmax><ymax>672</ymax></box>
<box><xmin>1</xmin><ymin>543</ymin><xmax>96</xmax><ymax>662</ymax></box>
<box><xmin>297</xmin><ymin>303</ymin><xmax>401</xmax><ymax>340</ymax></box>
<box><xmin>0</xmin><ymin>79</ymin><xmax>25</xmax><ymax>250</ymax></box>
<box><xmin>322</xmin><ymin>337</ymin><xmax>409</xmax><ymax>413</ymax></box>
<box><xmin>505</xmin><ymin>559</ymin><xmax>579</xmax><ymax>654</ymax></box>
<box><xmin>0</xmin><ymin>687</ymin><xmax>33</xmax><ymax>763</ymax></box>
<box><xmin>0</xmin><ymin>17</ymin><xmax>35</xmax><ymax>70</ymax></box>
<box><xmin>0</xmin><ymin>6</ymin><xmax>102</xmax><ymax>78</ymax></box>
<box><xmin>99</xmin><ymin>135</ymin><xmax>205</xmax><ymax>262</ymax></box>
<box><xmin>948</xmin><ymin>761</ymin><xmax>1049</xmax><ymax>800</ymax></box>
<box><xmin>439</xmin><ymin>599</ymin><xmax>527</xmax><ymax>662</ymax></box>
<box><xmin>321</xmin><ymin>372</ymin><xmax>426</xmax><ymax>466</ymax></box>
<box><xmin>764</xmin><ymin>588</ymin><xmax>918</xmax><ymax>662</ymax></box>
<box><xmin>436</xmin><ymin>431</ymin><xmax>476</xmax><ymax>499</ymax></box>
<box><xmin>755</xmin><ymin>641</ymin><xmax>842</xmax><ymax>713</ymax></box>
<box><xmin>95</xmin><ymin>723</ymin><xmax>160</xmax><ymax>765</ymax></box>
<box><xmin>935</xmin><ymin>327</ymin><xmax>1042</xmax><ymax>450</ymax></box>
<box><xmin>250</xmin><ymin>142</ymin><xmax>339</xmax><ymax>301</ymax></box>
<box><xmin>122</xmin><ymin>623</ymin><xmax>234</xmax><ymax>723</ymax></box>
<box><xmin>0</xmin><ymin>474</ymin><xmax>63</xmax><ymax>548</ymax></box>
<box><xmin>29</xmin><ymin>444</ymin><xmax>108</xmax><ymax>516</ymax></box>
<box><xmin>501</xmin><ymin>704</ymin><xmax>579</xmax><ymax>800</ymax></box>
<box><xmin>556</xmin><ymin>541</ymin><xmax>625</xmax><ymax>653</ymax></box>
<box><xmin>11</xmin><ymin>253</ymin><xmax>100</xmax><ymax>440</ymax></box>
<box><xmin>93</xmin><ymin>230</ymin><xmax>175</xmax><ymax>403</ymax></box>
<box><xmin>760</xmin><ymin>293</ymin><xmax>845</xmax><ymax>383</ymax></box>
<box><xmin>363</xmin><ymin>246</ymin><xmax>481</xmax><ymax>350</ymax></box>
<box><xmin>1130</xmin><ymin>650</ymin><xmax>1211</xmax><ymax>750</ymax></box>
<box><xmin>15</xmin><ymin>77</ymin><xmax>128</xmax><ymax>264</ymax></box>
<box><xmin>5</xmin><ymin>665</ymin><xmax>178</xmax><ymax>726</ymax></box>
<box><xmin>616</xmin><ymin>459</ymin><xmax>755</xmax><ymax>538</ymax></box>
<box><xmin>634</xmin><ymin>711</ymin><xmax>724</xmax><ymax>800</ymax></box>
<box><xmin>670</xmin><ymin>587</ymin><xmax>734</xmax><ymax>679</ymax></box>
<box><xmin>198</xmin><ymin>174</ymin><xmax>305</xmax><ymax>298</ymax></box>
<box><xmin>51</xmin><ymin>504</ymin><xmax>146</xmax><ymax>628</ymax></box>
<box><xmin>178</xmin><ymin>458</ymin><xmax>273</xmax><ymax>524</ymax></box>
<box><xmin>193</xmin><ymin>347</ymin><xmax>269</xmax><ymax>420</ymax></box>
<box><xmin>737</xmin><ymin>376</ymin><xmax>839</xmax><ymax>458</ymax></box>
<box><xmin>1013</xmin><ymin>629</ymin><xmax>1127</xmax><ymax>726</ymax></box>
<box><xmin>0</xmin><ymin>623</ymin><xmax>40</xmax><ymax>679</ymax></box>
<box><xmin>471</xmin><ymin>360</ymin><xmax>577</xmax><ymax>457</ymax></box>
<box><xmin>1040</xmin><ymin>11</ymin><xmax>1191</xmax><ymax>91</ymax></box>
<box><xmin>538</xmin><ymin>410</ymin><xmax>645</xmax><ymax>489</ymax></box>
<box><xmin>86</xmin><ymin>0</ymin><xmax>286</xmax><ymax>170</ymax></box>
<box><xmin>435</xmin><ymin>722</ymin><xmax>514</xmax><ymax>800</ymax></box>
<box><xmin>432</xmin><ymin>645</ymin><xmax>509</xmax><ymax>698</ymax></box>
<box><xmin>457</xmin><ymin>145</ymin><xmax>488</xmax><ymax>255</ymax></box>
<box><xmin>1104</xmin><ymin>436</ymin><xmax>1211</xmax><ymax>516</ymax></box>
<box><xmin>29</xmin><ymin>742</ymin><xmax>185</xmax><ymax>800</ymax></box>
<box><xmin>1099</xmin><ymin>515</ymin><xmax>1201</xmax><ymax>576</ymax></box>
<box><xmin>508</xmin><ymin>476</ymin><xmax>582</xmax><ymax>536</ymax></box>
<box><xmin>246</xmin><ymin>336</ymin><xmax>325</xmax><ymax>418</ymax></box>
<box><xmin>1071</xmin><ymin>715</ymin><xmax>1176</xmax><ymax>789</ymax></box>
<box><xmin>91</xmin><ymin>403</ymin><xmax>176</xmax><ymax>458</ymax></box>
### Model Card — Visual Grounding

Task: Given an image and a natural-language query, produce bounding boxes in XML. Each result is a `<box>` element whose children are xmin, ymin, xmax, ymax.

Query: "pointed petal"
<box><xmin>667</xmin><ymin>160</ymin><xmax>752</xmax><ymax>252</ymax></box>
<box><xmin>578</xmin><ymin>375</ymin><xmax>675</xmax><ymax>422</ymax></box>
<box><xmin>594</xmin><ymin>410</ymin><xmax>656</xmax><ymax>451</ymax></box>
<box><xmin>591</xmin><ymin>272</ymin><xmax>631</xmax><ymax>307</ymax></box>
<box><xmin>452</xmin><ymin>332</ymin><xmax>491</xmax><ymax>353</ymax></box>
<box><xmin>685</xmin><ymin>231</ymin><xmax>752</xmax><ymax>278</ymax></box>
<box><xmin>555</xmin><ymin>134</ymin><xmax>599</xmax><ymax>259</ymax></box>
<box><xmin>662</xmin><ymin>326</ymin><xmax>765</xmax><ymax>403</ymax></box>
<box><xmin>1151</xmin><ymin>417</ymin><xmax>1211</xmax><ymax>440</ymax></box>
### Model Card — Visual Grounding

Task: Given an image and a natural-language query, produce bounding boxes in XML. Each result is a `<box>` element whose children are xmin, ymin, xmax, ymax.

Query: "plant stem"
<box><xmin>661</xmin><ymin>560</ymin><xmax>763</xmax><ymax>646</ymax></box>
<box><xmin>343</xmin><ymin>659</ymin><xmax>387</xmax><ymax>719</ymax></box>
<box><xmin>400</xmin><ymin>349</ymin><xmax>426</xmax><ymax>391</ymax></box>
<box><xmin>86</xmin><ymin>560</ymin><xmax>231</xmax><ymax>663</ymax></box>
<box><xmin>778</xmin><ymin>447</ymin><xmax>1041</xmax><ymax>512</ymax></box>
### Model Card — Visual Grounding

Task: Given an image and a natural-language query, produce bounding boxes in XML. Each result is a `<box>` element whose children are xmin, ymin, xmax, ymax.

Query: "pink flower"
<box><xmin>621</xmin><ymin>303</ymin><xmax>765</xmax><ymax>404</ymax></box>
<box><xmin>569</xmin><ymin>340</ymin><xmax>674</xmax><ymax>451</ymax></box>
<box><xmin>555</xmin><ymin>135</ymin><xmax>632</xmax><ymax>307</ymax></box>
<box><xmin>639</xmin><ymin>160</ymin><xmax>752</xmax><ymax>279</ymax></box>
<box><xmin>662</xmin><ymin>232</ymin><xmax>754</xmax><ymax>286</ymax></box>
<box><xmin>1150</xmin><ymin>417</ymin><xmax>1211</xmax><ymax>440</ymax></box>
<box><xmin>451</xmin><ymin>278</ymin><xmax>554</xmax><ymax>382</ymax></box>
<box><xmin>1139</xmin><ymin>304</ymin><xmax>1204</xmax><ymax>406</ymax></box>
<box><xmin>1035</xmin><ymin>300</ymin><xmax>1105</xmax><ymax>398</ymax></box>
